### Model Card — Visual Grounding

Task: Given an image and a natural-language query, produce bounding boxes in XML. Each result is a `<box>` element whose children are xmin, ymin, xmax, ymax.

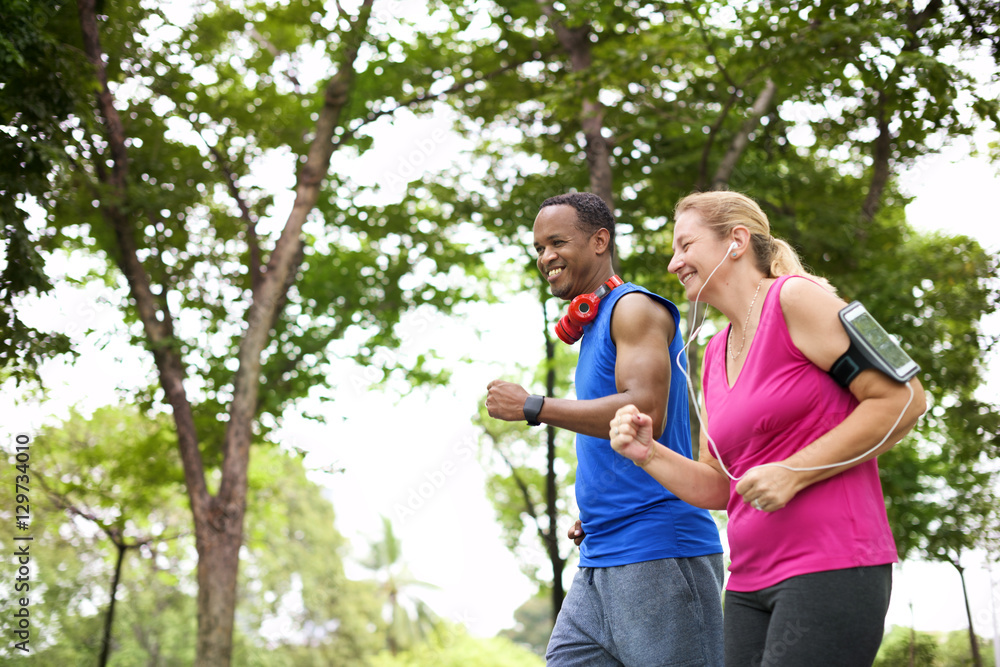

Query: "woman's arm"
<box><xmin>611</xmin><ymin>404</ymin><xmax>731</xmax><ymax>510</ymax></box>
<box><xmin>734</xmin><ymin>277</ymin><xmax>927</xmax><ymax>512</ymax></box>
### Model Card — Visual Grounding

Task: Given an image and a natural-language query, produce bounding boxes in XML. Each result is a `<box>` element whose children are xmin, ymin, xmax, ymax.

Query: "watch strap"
<box><xmin>523</xmin><ymin>394</ymin><xmax>545</xmax><ymax>426</ymax></box>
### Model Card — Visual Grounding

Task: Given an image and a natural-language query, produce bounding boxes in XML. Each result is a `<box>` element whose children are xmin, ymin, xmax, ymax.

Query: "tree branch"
<box><xmin>216</xmin><ymin>0</ymin><xmax>376</xmax><ymax>511</ymax></box>
<box><xmin>681</xmin><ymin>0</ymin><xmax>739</xmax><ymax>90</ymax></box>
<box><xmin>696</xmin><ymin>89</ymin><xmax>741</xmax><ymax>191</ymax></box>
<box><xmin>711</xmin><ymin>79</ymin><xmax>777</xmax><ymax>190</ymax></box>
<box><xmin>76</xmin><ymin>0</ymin><xmax>211</xmax><ymax>520</ymax></box>
<box><xmin>334</xmin><ymin>52</ymin><xmax>549</xmax><ymax>150</ymax></box>
<box><xmin>859</xmin><ymin>0</ymin><xmax>943</xmax><ymax>225</ymax></box>
<box><xmin>248</xmin><ymin>26</ymin><xmax>302</xmax><ymax>93</ymax></box>
<box><xmin>495</xmin><ymin>444</ymin><xmax>544</xmax><ymax>534</ymax></box>
<box><xmin>860</xmin><ymin>97</ymin><xmax>891</xmax><ymax>226</ymax></box>
<box><xmin>198</xmin><ymin>132</ymin><xmax>264</xmax><ymax>293</ymax></box>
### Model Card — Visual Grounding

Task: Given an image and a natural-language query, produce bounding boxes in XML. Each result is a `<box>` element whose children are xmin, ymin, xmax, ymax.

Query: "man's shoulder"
<box><xmin>607</xmin><ymin>288</ymin><xmax>678</xmax><ymax>346</ymax></box>
<box><xmin>610</xmin><ymin>284</ymin><xmax>679</xmax><ymax>320</ymax></box>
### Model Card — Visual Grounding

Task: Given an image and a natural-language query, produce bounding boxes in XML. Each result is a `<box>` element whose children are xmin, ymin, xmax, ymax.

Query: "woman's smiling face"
<box><xmin>669</xmin><ymin>209</ymin><xmax>730</xmax><ymax>300</ymax></box>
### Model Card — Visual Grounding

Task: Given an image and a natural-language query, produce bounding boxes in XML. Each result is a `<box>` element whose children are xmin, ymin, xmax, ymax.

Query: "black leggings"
<box><xmin>724</xmin><ymin>565</ymin><xmax>892</xmax><ymax>666</ymax></box>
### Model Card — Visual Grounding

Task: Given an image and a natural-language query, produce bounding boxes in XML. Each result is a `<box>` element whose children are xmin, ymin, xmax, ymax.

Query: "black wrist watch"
<box><xmin>523</xmin><ymin>394</ymin><xmax>545</xmax><ymax>426</ymax></box>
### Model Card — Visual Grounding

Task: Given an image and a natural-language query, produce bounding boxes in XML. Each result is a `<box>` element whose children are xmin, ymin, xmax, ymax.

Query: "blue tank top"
<box><xmin>575</xmin><ymin>283</ymin><xmax>722</xmax><ymax>566</ymax></box>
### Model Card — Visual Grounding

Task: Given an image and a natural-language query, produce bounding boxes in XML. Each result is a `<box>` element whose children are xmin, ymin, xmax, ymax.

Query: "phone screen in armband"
<box><xmin>830</xmin><ymin>301</ymin><xmax>920</xmax><ymax>387</ymax></box>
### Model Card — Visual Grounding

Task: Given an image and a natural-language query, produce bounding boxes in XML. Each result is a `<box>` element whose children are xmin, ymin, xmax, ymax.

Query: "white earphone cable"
<box><xmin>673</xmin><ymin>244</ymin><xmax>913</xmax><ymax>482</ymax></box>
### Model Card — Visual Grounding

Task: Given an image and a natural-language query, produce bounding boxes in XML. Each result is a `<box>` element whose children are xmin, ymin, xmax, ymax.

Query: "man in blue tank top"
<box><xmin>486</xmin><ymin>192</ymin><xmax>724</xmax><ymax>666</ymax></box>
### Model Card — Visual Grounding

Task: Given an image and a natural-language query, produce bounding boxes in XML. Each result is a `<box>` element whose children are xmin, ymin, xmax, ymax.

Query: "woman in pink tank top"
<box><xmin>608</xmin><ymin>191</ymin><xmax>926</xmax><ymax>666</ymax></box>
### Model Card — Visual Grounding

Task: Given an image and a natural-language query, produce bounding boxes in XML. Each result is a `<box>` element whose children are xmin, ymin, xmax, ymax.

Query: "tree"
<box><xmin>433</xmin><ymin>1</ymin><xmax>999</xmax><ymax>627</ymax></box>
<box><xmin>5</xmin><ymin>1</ymin><xmax>999</xmax><ymax>660</ymax></box>
<box><xmin>0</xmin><ymin>406</ymin><xmax>192</xmax><ymax>664</ymax></box>
<box><xmin>874</xmin><ymin>626</ymin><xmax>999</xmax><ymax>667</ymax></box>
<box><xmin>233</xmin><ymin>447</ymin><xmax>385</xmax><ymax>665</ymax></box>
<box><xmin>0</xmin><ymin>0</ymin><xmax>84</xmax><ymax>386</ymax></box>
<box><xmin>875</xmin><ymin>625</ymin><xmax>939</xmax><ymax>667</ymax></box>
<box><xmin>939</xmin><ymin>629</ymin><xmax>998</xmax><ymax>667</ymax></box>
<box><xmin>28</xmin><ymin>407</ymin><xmax>191</xmax><ymax>666</ymax></box>
<box><xmin>921</xmin><ymin>448</ymin><xmax>1000</xmax><ymax>667</ymax></box>
<box><xmin>360</xmin><ymin>516</ymin><xmax>442</xmax><ymax>656</ymax></box>
<box><xmin>2</xmin><ymin>0</ymin><xmax>490</xmax><ymax>662</ymax></box>
<box><xmin>0</xmin><ymin>404</ymin><xmax>384</xmax><ymax>665</ymax></box>
<box><xmin>470</xmin><ymin>261</ymin><xmax>579</xmax><ymax>622</ymax></box>
<box><xmin>499</xmin><ymin>594</ymin><xmax>556</xmax><ymax>657</ymax></box>
<box><xmin>476</xmin><ymin>351</ymin><xmax>578</xmax><ymax>622</ymax></box>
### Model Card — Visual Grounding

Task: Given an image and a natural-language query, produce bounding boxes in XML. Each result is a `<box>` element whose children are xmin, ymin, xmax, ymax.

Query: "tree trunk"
<box><xmin>98</xmin><ymin>541</ymin><xmax>127</xmax><ymax>667</ymax></box>
<box><xmin>956</xmin><ymin>563</ymin><xmax>984</xmax><ymax>667</ymax></box>
<box><xmin>76</xmin><ymin>0</ymin><xmax>212</xmax><ymax>523</ymax></box>
<box><xmin>538</xmin><ymin>2</ymin><xmax>614</xmax><ymax>210</ymax></box>
<box><xmin>193</xmin><ymin>4</ymin><xmax>373</xmax><ymax>665</ymax></box>
<box><xmin>860</xmin><ymin>100</ymin><xmax>892</xmax><ymax>226</ymax></box>
<box><xmin>685</xmin><ymin>302</ymin><xmax>706</xmax><ymax>460</ymax></box>
<box><xmin>525</xmin><ymin>3</ymin><xmax>603</xmax><ymax>593</ymax></box>
<box><xmin>194</xmin><ymin>521</ymin><xmax>243</xmax><ymax>665</ymax></box>
<box><xmin>544</xmin><ymin>333</ymin><xmax>566</xmax><ymax>619</ymax></box>
<box><xmin>76</xmin><ymin>0</ymin><xmax>374</xmax><ymax>663</ymax></box>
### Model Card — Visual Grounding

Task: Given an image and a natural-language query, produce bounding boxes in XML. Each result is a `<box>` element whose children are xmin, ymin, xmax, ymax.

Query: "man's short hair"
<box><xmin>539</xmin><ymin>192</ymin><xmax>615</xmax><ymax>247</ymax></box>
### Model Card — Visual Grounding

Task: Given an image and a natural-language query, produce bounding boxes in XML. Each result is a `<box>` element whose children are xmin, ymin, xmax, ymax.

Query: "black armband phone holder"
<box><xmin>828</xmin><ymin>301</ymin><xmax>919</xmax><ymax>388</ymax></box>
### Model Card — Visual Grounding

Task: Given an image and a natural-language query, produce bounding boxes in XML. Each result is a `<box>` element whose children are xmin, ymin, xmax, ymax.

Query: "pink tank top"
<box><xmin>703</xmin><ymin>275</ymin><xmax>898</xmax><ymax>592</ymax></box>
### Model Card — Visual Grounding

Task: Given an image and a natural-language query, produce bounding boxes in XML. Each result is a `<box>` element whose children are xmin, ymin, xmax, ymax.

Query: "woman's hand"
<box><xmin>610</xmin><ymin>405</ymin><xmax>656</xmax><ymax>467</ymax></box>
<box><xmin>734</xmin><ymin>464</ymin><xmax>800</xmax><ymax>512</ymax></box>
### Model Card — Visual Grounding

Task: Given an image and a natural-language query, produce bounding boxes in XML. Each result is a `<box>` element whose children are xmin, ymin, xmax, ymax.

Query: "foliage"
<box><xmin>498</xmin><ymin>594</ymin><xmax>555</xmax><ymax>657</ymax></box>
<box><xmin>368</xmin><ymin>623</ymin><xmax>545</xmax><ymax>667</ymax></box>
<box><xmin>938</xmin><ymin>629</ymin><xmax>997</xmax><ymax>667</ymax></box>
<box><xmin>234</xmin><ymin>448</ymin><xmax>386</xmax><ymax>665</ymax></box>
<box><xmin>359</xmin><ymin>516</ymin><xmax>442</xmax><ymax>656</ymax></box>
<box><xmin>0</xmin><ymin>0</ymin><xmax>88</xmax><ymax>386</ymax></box>
<box><xmin>435</xmin><ymin>2</ymin><xmax>1000</xmax><ymax>631</ymax></box>
<box><xmin>875</xmin><ymin>625</ymin><xmax>998</xmax><ymax>667</ymax></box>
<box><xmin>476</xmin><ymin>359</ymin><xmax>578</xmax><ymax>576</ymax></box>
<box><xmin>1</xmin><ymin>0</ymin><xmax>488</xmax><ymax>660</ymax></box>
<box><xmin>2</xmin><ymin>0</ymin><xmax>999</xmax><ymax>659</ymax></box>
<box><xmin>0</xmin><ymin>406</ymin><xmax>382</xmax><ymax>665</ymax></box>
<box><xmin>876</xmin><ymin>625</ymin><xmax>941</xmax><ymax>667</ymax></box>
<box><xmin>447</xmin><ymin>0</ymin><xmax>1000</xmax><ymax>570</ymax></box>
<box><xmin>0</xmin><ymin>406</ymin><xmax>191</xmax><ymax>664</ymax></box>
<box><xmin>0</xmin><ymin>0</ymin><xmax>482</xmax><ymax>429</ymax></box>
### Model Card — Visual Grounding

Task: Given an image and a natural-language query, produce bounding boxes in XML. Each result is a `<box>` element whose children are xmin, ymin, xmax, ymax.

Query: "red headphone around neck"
<box><xmin>554</xmin><ymin>275</ymin><xmax>624</xmax><ymax>344</ymax></box>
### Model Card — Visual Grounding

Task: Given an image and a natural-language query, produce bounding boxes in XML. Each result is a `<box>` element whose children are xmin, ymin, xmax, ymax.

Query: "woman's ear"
<box><xmin>730</xmin><ymin>225</ymin><xmax>751</xmax><ymax>257</ymax></box>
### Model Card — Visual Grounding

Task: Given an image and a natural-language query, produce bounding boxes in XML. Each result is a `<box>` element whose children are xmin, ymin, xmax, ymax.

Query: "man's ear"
<box><xmin>591</xmin><ymin>227</ymin><xmax>611</xmax><ymax>256</ymax></box>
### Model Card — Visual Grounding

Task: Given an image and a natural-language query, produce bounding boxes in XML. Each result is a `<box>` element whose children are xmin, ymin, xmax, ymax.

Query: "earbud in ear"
<box><xmin>729</xmin><ymin>241</ymin><xmax>739</xmax><ymax>251</ymax></box>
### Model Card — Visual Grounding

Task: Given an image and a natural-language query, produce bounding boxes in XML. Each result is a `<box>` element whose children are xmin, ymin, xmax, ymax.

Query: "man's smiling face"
<box><xmin>533</xmin><ymin>204</ymin><xmax>602</xmax><ymax>301</ymax></box>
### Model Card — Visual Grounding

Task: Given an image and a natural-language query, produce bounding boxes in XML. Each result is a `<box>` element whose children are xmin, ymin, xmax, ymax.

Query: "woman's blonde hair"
<box><xmin>674</xmin><ymin>191</ymin><xmax>833</xmax><ymax>290</ymax></box>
